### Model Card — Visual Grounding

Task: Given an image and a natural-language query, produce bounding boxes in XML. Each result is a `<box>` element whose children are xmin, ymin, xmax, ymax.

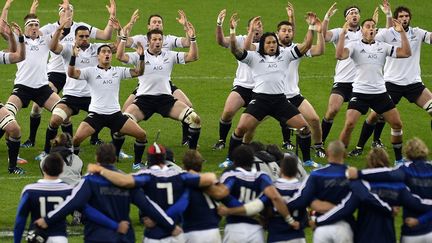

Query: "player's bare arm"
<box><xmin>50</xmin><ymin>17</ymin><xmax>72</xmax><ymax>54</ymax></box>
<box><xmin>95</xmin><ymin>0</ymin><xmax>116</xmax><ymax>40</ymax></box>
<box><xmin>295</xmin><ymin>12</ymin><xmax>316</xmax><ymax>55</ymax></box>
<box><xmin>122</xmin><ymin>9</ymin><xmax>139</xmax><ymax>48</ymax></box>
<box><xmin>229</xmin><ymin>13</ymin><xmax>244</xmax><ymax>59</ymax></box>
<box><xmin>184</xmin><ymin>22</ymin><xmax>198</xmax><ymax>63</ymax></box>
<box><xmin>380</xmin><ymin>0</ymin><xmax>393</xmax><ymax>28</ymax></box>
<box><xmin>286</xmin><ymin>1</ymin><xmax>296</xmax><ymax>29</ymax></box>
<box><xmin>394</xmin><ymin>19</ymin><xmax>411</xmax><ymax>58</ymax></box>
<box><xmin>310</xmin><ymin>17</ymin><xmax>325</xmax><ymax>56</ymax></box>
<box><xmin>6</xmin><ymin>21</ymin><xmax>25</xmax><ymax>63</ymax></box>
<box><xmin>335</xmin><ymin>21</ymin><xmax>350</xmax><ymax>60</ymax></box>
<box><xmin>322</xmin><ymin>2</ymin><xmax>337</xmax><ymax>42</ymax></box>
<box><xmin>67</xmin><ymin>45</ymin><xmax>82</xmax><ymax>79</ymax></box>
<box><xmin>263</xmin><ymin>185</ymin><xmax>300</xmax><ymax>230</ymax></box>
<box><xmin>177</xmin><ymin>10</ymin><xmax>191</xmax><ymax>47</ymax></box>
<box><xmin>244</xmin><ymin>16</ymin><xmax>261</xmax><ymax>51</ymax></box>
<box><xmin>87</xmin><ymin>163</ymin><xmax>136</xmax><ymax>188</ymax></box>
<box><xmin>129</xmin><ymin>42</ymin><xmax>144</xmax><ymax>77</ymax></box>
<box><xmin>215</xmin><ymin>9</ymin><xmax>230</xmax><ymax>48</ymax></box>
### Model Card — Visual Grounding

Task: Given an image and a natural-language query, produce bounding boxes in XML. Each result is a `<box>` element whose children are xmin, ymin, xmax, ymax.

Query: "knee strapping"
<box><xmin>298</xmin><ymin>126</ymin><xmax>311</xmax><ymax>138</ymax></box>
<box><xmin>179</xmin><ymin>107</ymin><xmax>201</xmax><ymax>128</ymax></box>
<box><xmin>391</xmin><ymin>128</ymin><xmax>403</xmax><ymax>136</ymax></box>
<box><xmin>113</xmin><ymin>132</ymin><xmax>125</xmax><ymax>140</ymax></box>
<box><xmin>30</xmin><ymin>110</ymin><xmax>42</xmax><ymax>118</ymax></box>
<box><xmin>123</xmin><ymin>112</ymin><xmax>137</xmax><ymax>122</ymax></box>
<box><xmin>423</xmin><ymin>99</ymin><xmax>432</xmax><ymax>116</ymax></box>
<box><xmin>0</xmin><ymin>114</ymin><xmax>16</xmax><ymax>130</ymax></box>
<box><xmin>5</xmin><ymin>102</ymin><xmax>18</xmax><ymax>117</ymax></box>
<box><xmin>52</xmin><ymin>107</ymin><xmax>68</xmax><ymax>121</ymax></box>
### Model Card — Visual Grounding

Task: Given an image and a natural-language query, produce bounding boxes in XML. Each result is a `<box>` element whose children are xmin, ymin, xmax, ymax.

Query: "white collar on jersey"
<box><xmin>236</xmin><ymin>167</ymin><xmax>258</xmax><ymax>174</ymax></box>
<box><xmin>37</xmin><ymin>179</ymin><xmax>63</xmax><ymax>183</ymax></box>
<box><xmin>277</xmin><ymin>177</ymin><xmax>299</xmax><ymax>184</ymax></box>
<box><xmin>348</xmin><ymin>26</ymin><xmax>361</xmax><ymax>32</ymax></box>
<box><xmin>150</xmin><ymin>164</ymin><xmax>170</xmax><ymax>171</ymax></box>
<box><xmin>97</xmin><ymin>65</ymin><xmax>112</xmax><ymax>70</ymax></box>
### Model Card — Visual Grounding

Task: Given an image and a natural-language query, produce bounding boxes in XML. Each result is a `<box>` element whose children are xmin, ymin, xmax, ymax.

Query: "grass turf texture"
<box><xmin>0</xmin><ymin>0</ymin><xmax>431</xmax><ymax>242</ymax></box>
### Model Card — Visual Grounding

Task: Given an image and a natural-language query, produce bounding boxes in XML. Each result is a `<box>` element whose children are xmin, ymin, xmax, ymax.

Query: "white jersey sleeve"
<box><xmin>0</xmin><ymin>51</ymin><xmax>11</xmax><ymax>64</ymax></box>
<box><xmin>131</xmin><ymin>35</ymin><xmax>148</xmax><ymax>49</ymax></box>
<box><xmin>124</xmin><ymin>52</ymin><xmax>140</xmax><ymax>65</ymax></box>
<box><xmin>165</xmin><ymin>35</ymin><xmax>183</xmax><ymax>48</ymax></box>
<box><xmin>119</xmin><ymin>66</ymin><xmax>132</xmax><ymax>80</ymax></box>
<box><xmin>78</xmin><ymin>67</ymin><xmax>90</xmax><ymax>81</ymax></box>
<box><xmin>173</xmin><ymin>51</ymin><xmax>186</xmax><ymax>64</ymax></box>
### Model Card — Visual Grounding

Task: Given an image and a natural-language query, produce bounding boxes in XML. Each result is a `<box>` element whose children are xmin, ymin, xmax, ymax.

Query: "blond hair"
<box><xmin>404</xmin><ymin>137</ymin><xmax>429</xmax><ymax>161</ymax></box>
<box><xmin>367</xmin><ymin>148</ymin><xmax>390</xmax><ymax>168</ymax></box>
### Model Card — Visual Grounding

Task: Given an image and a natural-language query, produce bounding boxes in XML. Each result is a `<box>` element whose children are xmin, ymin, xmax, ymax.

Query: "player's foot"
<box><xmin>371</xmin><ymin>139</ymin><xmax>385</xmax><ymax>149</ymax></box>
<box><xmin>282</xmin><ymin>140</ymin><xmax>295</xmax><ymax>150</ymax></box>
<box><xmin>17</xmin><ymin>156</ymin><xmax>28</xmax><ymax>164</ymax></box>
<box><xmin>218</xmin><ymin>158</ymin><xmax>233</xmax><ymax>168</ymax></box>
<box><xmin>20</xmin><ymin>139</ymin><xmax>35</xmax><ymax>148</ymax></box>
<box><xmin>8</xmin><ymin>166</ymin><xmax>25</xmax><ymax>174</ymax></box>
<box><xmin>90</xmin><ymin>138</ymin><xmax>104</xmax><ymax>146</ymax></box>
<box><xmin>119</xmin><ymin>150</ymin><xmax>132</xmax><ymax>159</ymax></box>
<box><xmin>132</xmin><ymin>162</ymin><xmax>146</xmax><ymax>170</ymax></box>
<box><xmin>303</xmin><ymin>160</ymin><xmax>322</xmax><ymax>168</ymax></box>
<box><xmin>35</xmin><ymin>151</ymin><xmax>48</xmax><ymax>161</ymax></box>
<box><xmin>394</xmin><ymin>158</ymin><xmax>406</xmax><ymax>166</ymax></box>
<box><xmin>348</xmin><ymin>147</ymin><xmax>363</xmax><ymax>157</ymax></box>
<box><xmin>212</xmin><ymin>140</ymin><xmax>226</xmax><ymax>150</ymax></box>
<box><xmin>312</xmin><ymin>144</ymin><xmax>326</xmax><ymax>158</ymax></box>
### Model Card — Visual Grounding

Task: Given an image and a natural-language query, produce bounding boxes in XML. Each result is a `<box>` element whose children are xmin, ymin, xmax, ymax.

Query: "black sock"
<box><xmin>188</xmin><ymin>126</ymin><xmax>201</xmax><ymax>149</ymax></box>
<box><xmin>73</xmin><ymin>146</ymin><xmax>80</xmax><ymax>155</ymax></box>
<box><xmin>321</xmin><ymin>118</ymin><xmax>333</xmax><ymax>143</ymax></box>
<box><xmin>392</xmin><ymin>142</ymin><xmax>403</xmax><ymax>161</ymax></box>
<box><xmin>29</xmin><ymin>113</ymin><xmax>41</xmax><ymax>143</ymax></box>
<box><xmin>7</xmin><ymin>137</ymin><xmax>20</xmax><ymax>169</ymax></box>
<box><xmin>61</xmin><ymin>122</ymin><xmax>73</xmax><ymax>136</ymax></box>
<box><xmin>356</xmin><ymin>121</ymin><xmax>375</xmax><ymax>148</ymax></box>
<box><xmin>299</xmin><ymin>133</ymin><xmax>312</xmax><ymax>162</ymax></box>
<box><xmin>134</xmin><ymin>140</ymin><xmax>146</xmax><ymax>164</ymax></box>
<box><xmin>280</xmin><ymin>121</ymin><xmax>291</xmax><ymax>142</ymax></box>
<box><xmin>91</xmin><ymin>130</ymin><xmax>101</xmax><ymax>143</ymax></box>
<box><xmin>219</xmin><ymin>119</ymin><xmax>232</xmax><ymax>142</ymax></box>
<box><xmin>112</xmin><ymin>132</ymin><xmax>125</xmax><ymax>158</ymax></box>
<box><xmin>228</xmin><ymin>133</ymin><xmax>243</xmax><ymax>159</ymax></box>
<box><xmin>44</xmin><ymin>125</ymin><xmax>58</xmax><ymax>153</ymax></box>
<box><xmin>182</xmin><ymin>122</ymin><xmax>190</xmax><ymax>143</ymax></box>
<box><xmin>373</xmin><ymin>121</ymin><xmax>386</xmax><ymax>141</ymax></box>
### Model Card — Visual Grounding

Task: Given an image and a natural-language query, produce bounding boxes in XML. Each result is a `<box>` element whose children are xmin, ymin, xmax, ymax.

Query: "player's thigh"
<box><xmin>298</xmin><ymin>99</ymin><xmax>319</xmax><ymax>123</ymax></box>
<box><xmin>73</xmin><ymin>122</ymin><xmax>95</xmax><ymax>144</ymax></box>
<box><xmin>6</xmin><ymin>95</ymin><xmax>23</xmax><ymax>111</ymax></box>
<box><xmin>173</xmin><ymin>89</ymin><xmax>192</xmax><ymax>107</ymax></box>
<box><xmin>382</xmin><ymin>108</ymin><xmax>402</xmax><ymax>128</ymax></box>
<box><xmin>46</xmin><ymin>236</ymin><xmax>67</xmax><ymax>243</ymax></box>
<box><xmin>124</xmin><ymin>103</ymin><xmax>145</xmax><ymax>122</ymax></box>
<box><xmin>344</xmin><ymin>109</ymin><xmax>363</xmax><ymax>127</ymax></box>
<box><xmin>223</xmin><ymin>224</ymin><xmax>263</xmax><ymax>243</ymax></box>
<box><xmin>168</xmin><ymin>100</ymin><xmax>191</xmax><ymax>120</ymax></box>
<box><xmin>223</xmin><ymin>91</ymin><xmax>246</xmax><ymax>114</ymax></box>
<box><xmin>415</xmin><ymin>88</ymin><xmax>432</xmax><ymax>109</ymax></box>
<box><xmin>122</xmin><ymin>94</ymin><xmax>136</xmax><ymax>112</ymax></box>
<box><xmin>43</xmin><ymin>92</ymin><xmax>61</xmax><ymax>111</ymax></box>
<box><xmin>184</xmin><ymin>229</ymin><xmax>221</xmax><ymax>243</ymax></box>
<box><xmin>119</xmin><ymin>119</ymin><xmax>146</xmax><ymax>140</ymax></box>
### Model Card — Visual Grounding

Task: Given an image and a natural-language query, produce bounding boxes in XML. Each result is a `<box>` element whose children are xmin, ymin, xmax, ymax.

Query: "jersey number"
<box><xmin>38</xmin><ymin>196</ymin><xmax>64</xmax><ymax>217</ymax></box>
<box><xmin>157</xmin><ymin>182</ymin><xmax>174</xmax><ymax>205</ymax></box>
<box><xmin>239</xmin><ymin>187</ymin><xmax>256</xmax><ymax>203</ymax></box>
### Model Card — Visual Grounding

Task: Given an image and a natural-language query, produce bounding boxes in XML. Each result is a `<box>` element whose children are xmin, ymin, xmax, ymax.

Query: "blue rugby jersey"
<box><xmin>358</xmin><ymin>160</ymin><xmax>432</xmax><ymax>236</ymax></box>
<box><xmin>220</xmin><ymin>167</ymin><xmax>273</xmax><ymax>225</ymax></box>
<box><xmin>132</xmin><ymin>165</ymin><xmax>201</xmax><ymax>239</ymax></box>
<box><xmin>14</xmin><ymin>179</ymin><xmax>73</xmax><ymax>243</ymax></box>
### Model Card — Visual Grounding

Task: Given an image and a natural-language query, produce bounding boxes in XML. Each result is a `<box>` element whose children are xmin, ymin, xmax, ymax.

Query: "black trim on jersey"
<box><xmin>174</xmin><ymin>38</ymin><xmax>178</xmax><ymax>48</ymax></box>
<box><xmin>423</xmin><ymin>32</ymin><xmax>428</xmax><ymax>42</ymax></box>
<box><xmin>97</xmin><ymin>65</ymin><xmax>111</xmax><ymax>70</ymax></box>
<box><xmin>361</xmin><ymin>40</ymin><xmax>375</xmax><ymax>45</ymax></box>
<box><xmin>176</xmin><ymin>53</ymin><xmax>180</xmax><ymax>63</ymax></box>
<box><xmin>292</xmin><ymin>46</ymin><xmax>303</xmax><ymax>58</ymax></box>
<box><xmin>2</xmin><ymin>53</ymin><xmax>5</xmax><ymax>64</ymax></box>
<box><xmin>237</xmin><ymin>50</ymin><xmax>248</xmax><ymax>61</ymax></box>
<box><xmin>390</xmin><ymin>46</ymin><xmax>395</xmax><ymax>57</ymax></box>
<box><xmin>89</xmin><ymin>26</ymin><xmax>93</xmax><ymax>35</ymax></box>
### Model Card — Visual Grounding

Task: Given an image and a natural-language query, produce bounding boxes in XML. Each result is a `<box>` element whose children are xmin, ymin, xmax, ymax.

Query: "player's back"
<box><xmin>182</xmin><ymin>188</ymin><xmax>220</xmax><ymax>233</ymax></box>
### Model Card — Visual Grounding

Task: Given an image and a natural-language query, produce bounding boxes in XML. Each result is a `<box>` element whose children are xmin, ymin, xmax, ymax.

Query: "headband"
<box><xmin>345</xmin><ymin>7</ymin><xmax>359</xmax><ymax>17</ymax></box>
<box><xmin>24</xmin><ymin>18</ymin><xmax>40</xmax><ymax>27</ymax></box>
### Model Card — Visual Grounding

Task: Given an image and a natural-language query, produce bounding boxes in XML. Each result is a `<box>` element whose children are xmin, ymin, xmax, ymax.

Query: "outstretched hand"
<box><xmin>229</xmin><ymin>13</ymin><xmax>239</xmax><ymax>30</ymax></box>
<box><xmin>217</xmin><ymin>9</ymin><xmax>226</xmax><ymax>25</ymax></box>
<box><xmin>305</xmin><ymin>12</ymin><xmax>317</xmax><ymax>25</ymax></box>
<box><xmin>176</xmin><ymin>10</ymin><xmax>188</xmax><ymax>27</ymax></box>
<box><xmin>325</xmin><ymin>2</ymin><xmax>338</xmax><ymax>20</ymax></box>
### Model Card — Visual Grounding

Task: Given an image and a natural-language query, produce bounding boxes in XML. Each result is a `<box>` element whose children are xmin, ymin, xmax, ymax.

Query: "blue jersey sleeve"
<box><xmin>359</xmin><ymin>167</ymin><xmax>405</xmax><ymax>182</ymax></box>
<box><xmin>399</xmin><ymin>187</ymin><xmax>432</xmax><ymax>213</ymax></box>
<box><xmin>181</xmin><ymin>172</ymin><xmax>201</xmax><ymax>188</ymax></box>
<box><xmin>221</xmin><ymin>194</ymin><xmax>244</xmax><ymax>207</ymax></box>
<box><xmin>14</xmin><ymin>192</ymin><xmax>31</xmax><ymax>243</ymax></box>
<box><xmin>82</xmin><ymin>204</ymin><xmax>118</xmax><ymax>231</ymax></box>
<box><xmin>418</xmin><ymin>210</ymin><xmax>432</xmax><ymax>225</ymax></box>
<box><xmin>258</xmin><ymin>173</ymin><xmax>273</xmax><ymax>192</ymax></box>
<box><xmin>166</xmin><ymin>189</ymin><xmax>190</xmax><ymax>222</ymax></box>
<box><xmin>316</xmin><ymin>192</ymin><xmax>359</xmax><ymax>226</ymax></box>
<box><xmin>133</xmin><ymin>174</ymin><xmax>152</xmax><ymax>187</ymax></box>
<box><xmin>287</xmin><ymin>175</ymin><xmax>316</xmax><ymax>209</ymax></box>
<box><xmin>351</xmin><ymin>180</ymin><xmax>392</xmax><ymax>214</ymax></box>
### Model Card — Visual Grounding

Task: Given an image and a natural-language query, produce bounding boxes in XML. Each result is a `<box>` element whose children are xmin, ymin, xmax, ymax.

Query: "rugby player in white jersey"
<box><xmin>350</xmin><ymin>4</ymin><xmax>432</xmax><ymax>159</ymax></box>
<box><xmin>116</xmin><ymin>21</ymin><xmax>200</xmax><ymax>170</ymax></box>
<box><xmin>22</xmin><ymin>0</ymin><xmax>116</xmax><ymax>149</ymax></box>
<box><xmin>336</xmin><ymin>18</ymin><xmax>411</xmax><ymax>163</ymax></box>
<box><xmin>213</xmin><ymin>9</ymin><xmax>263</xmax><ymax>155</ymax></box>
<box><xmin>120</xmin><ymin>11</ymin><xmax>194</xmax><ymax>146</ymax></box>
<box><xmin>67</xmin><ymin>44</ymin><xmax>147</xmax><ymax>166</ymax></box>
<box><xmin>0</xmin><ymin>18</ymin><xmax>26</xmax><ymax>174</ymax></box>
<box><xmin>223</xmin><ymin>12</ymin><xmax>316</xmax><ymax>166</ymax></box>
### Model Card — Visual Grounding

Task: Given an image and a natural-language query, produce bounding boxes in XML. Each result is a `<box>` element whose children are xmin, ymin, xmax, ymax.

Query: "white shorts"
<box><xmin>144</xmin><ymin>233</ymin><xmax>185</xmax><ymax>243</ymax></box>
<box><xmin>401</xmin><ymin>231</ymin><xmax>432</xmax><ymax>243</ymax></box>
<box><xmin>184</xmin><ymin>228</ymin><xmax>221</xmax><ymax>243</ymax></box>
<box><xmin>47</xmin><ymin>236</ymin><xmax>68</xmax><ymax>243</ymax></box>
<box><xmin>223</xmin><ymin>223</ymin><xmax>264</xmax><ymax>243</ymax></box>
<box><xmin>313</xmin><ymin>220</ymin><xmax>353</xmax><ymax>243</ymax></box>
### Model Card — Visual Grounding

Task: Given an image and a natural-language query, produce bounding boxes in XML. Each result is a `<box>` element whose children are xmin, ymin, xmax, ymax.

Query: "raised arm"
<box><xmin>68</xmin><ymin>45</ymin><xmax>82</xmax><ymax>79</ymax></box>
<box><xmin>229</xmin><ymin>13</ymin><xmax>245</xmax><ymax>59</ymax></box>
<box><xmin>244</xmin><ymin>16</ymin><xmax>261</xmax><ymax>51</ymax></box>
<box><xmin>7</xmin><ymin>22</ymin><xmax>25</xmax><ymax>63</ymax></box>
<box><xmin>0</xmin><ymin>0</ymin><xmax>13</xmax><ymax>40</ymax></box>
<box><xmin>295</xmin><ymin>12</ymin><xmax>316</xmax><ymax>55</ymax></box>
<box><xmin>184</xmin><ymin>22</ymin><xmax>198</xmax><ymax>63</ymax></box>
<box><xmin>116</xmin><ymin>22</ymin><xmax>130</xmax><ymax>63</ymax></box>
<box><xmin>1</xmin><ymin>0</ymin><xmax>13</xmax><ymax>22</ymax></box>
<box><xmin>286</xmin><ymin>2</ymin><xmax>295</xmax><ymax>29</ymax></box>
<box><xmin>87</xmin><ymin>163</ymin><xmax>136</xmax><ymax>188</ymax></box>
<box><xmin>129</xmin><ymin>42</ymin><xmax>144</xmax><ymax>77</ymax></box>
<box><xmin>372</xmin><ymin>7</ymin><xmax>379</xmax><ymax>26</ymax></box>
<box><xmin>322</xmin><ymin>2</ymin><xmax>337</xmax><ymax>42</ymax></box>
<box><xmin>310</xmin><ymin>18</ymin><xmax>325</xmax><ymax>56</ymax></box>
<box><xmin>380</xmin><ymin>0</ymin><xmax>393</xmax><ymax>28</ymax></box>
<box><xmin>95</xmin><ymin>0</ymin><xmax>116</xmax><ymax>40</ymax></box>
<box><xmin>177</xmin><ymin>10</ymin><xmax>191</xmax><ymax>47</ymax></box>
<box><xmin>50</xmin><ymin>18</ymin><xmax>70</xmax><ymax>54</ymax></box>
<box><xmin>29</xmin><ymin>0</ymin><xmax>38</xmax><ymax>14</ymax></box>
<box><xmin>335</xmin><ymin>22</ymin><xmax>350</xmax><ymax>60</ymax></box>
<box><xmin>394</xmin><ymin>19</ymin><xmax>411</xmax><ymax>58</ymax></box>
<box><xmin>121</xmin><ymin>10</ymin><xmax>139</xmax><ymax>48</ymax></box>
<box><xmin>215</xmin><ymin>9</ymin><xmax>230</xmax><ymax>47</ymax></box>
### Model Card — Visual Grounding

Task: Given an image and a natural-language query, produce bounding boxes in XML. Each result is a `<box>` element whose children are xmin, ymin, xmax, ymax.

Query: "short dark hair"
<box><xmin>280</xmin><ymin>154</ymin><xmax>299</xmax><ymax>178</ymax></box>
<box><xmin>24</xmin><ymin>13</ymin><xmax>38</xmax><ymax>22</ymax></box>
<box><xmin>148</xmin><ymin>14</ymin><xmax>163</xmax><ymax>25</ymax></box>
<box><xmin>258</xmin><ymin>32</ymin><xmax>280</xmax><ymax>57</ymax></box>
<box><xmin>249</xmin><ymin>141</ymin><xmax>265</xmax><ymax>153</ymax></box>
<box><xmin>361</xmin><ymin>18</ymin><xmax>376</xmax><ymax>27</ymax></box>
<box><xmin>393</xmin><ymin>6</ymin><xmax>411</xmax><ymax>19</ymax></box>
<box><xmin>96</xmin><ymin>144</ymin><xmax>117</xmax><ymax>164</ymax></box>
<box><xmin>277</xmin><ymin>21</ymin><xmax>294</xmax><ymax>31</ymax></box>
<box><xmin>42</xmin><ymin>153</ymin><xmax>64</xmax><ymax>176</ymax></box>
<box><xmin>232</xmin><ymin>145</ymin><xmax>254</xmax><ymax>169</ymax></box>
<box><xmin>147</xmin><ymin>29</ymin><xmax>163</xmax><ymax>41</ymax></box>
<box><xmin>75</xmin><ymin>25</ymin><xmax>90</xmax><ymax>36</ymax></box>
<box><xmin>182</xmin><ymin>150</ymin><xmax>204</xmax><ymax>172</ymax></box>
<box><xmin>97</xmin><ymin>44</ymin><xmax>111</xmax><ymax>54</ymax></box>
<box><xmin>343</xmin><ymin>5</ymin><xmax>361</xmax><ymax>17</ymax></box>
<box><xmin>266</xmin><ymin>144</ymin><xmax>284</xmax><ymax>161</ymax></box>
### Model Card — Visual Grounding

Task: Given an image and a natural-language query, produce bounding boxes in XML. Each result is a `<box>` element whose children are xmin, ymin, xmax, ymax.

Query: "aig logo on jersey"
<box><xmin>80</xmin><ymin>58</ymin><xmax>90</xmax><ymax>64</ymax></box>
<box><xmin>268</xmin><ymin>63</ymin><xmax>278</xmax><ymax>68</ymax></box>
<box><xmin>153</xmin><ymin>65</ymin><xmax>163</xmax><ymax>70</ymax></box>
<box><xmin>29</xmin><ymin>45</ymin><xmax>39</xmax><ymax>51</ymax></box>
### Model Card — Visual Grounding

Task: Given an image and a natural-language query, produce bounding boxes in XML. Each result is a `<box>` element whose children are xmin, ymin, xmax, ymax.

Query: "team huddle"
<box><xmin>2</xmin><ymin>0</ymin><xmax>432</xmax><ymax>242</ymax></box>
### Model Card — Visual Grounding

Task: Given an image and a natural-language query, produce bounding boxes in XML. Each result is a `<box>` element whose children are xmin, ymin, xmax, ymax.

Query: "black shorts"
<box><xmin>170</xmin><ymin>81</ymin><xmax>178</xmax><ymax>94</ymax></box>
<box><xmin>287</xmin><ymin>94</ymin><xmax>305</xmax><ymax>108</ymax></box>
<box><xmin>348</xmin><ymin>92</ymin><xmax>396</xmax><ymax>115</ymax></box>
<box><xmin>245</xmin><ymin>93</ymin><xmax>300</xmax><ymax>123</ymax></box>
<box><xmin>48</xmin><ymin>72</ymin><xmax>66</xmax><ymax>93</ymax></box>
<box><xmin>0</xmin><ymin>102</ymin><xmax>4</xmax><ymax>108</ymax></box>
<box><xmin>133</xmin><ymin>94</ymin><xmax>177</xmax><ymax>120</ymax></box>
<box><xmin>232</xmin><ymin>85</ymin><xmax>253</xmax><ymax>107</ymax></box>
<box><xmin>11</xmin><ymin>84</ymin><xmax>54</xmax><ymax>108</ymax></box>
<box><xmin>330</xmin><ymin>82</ymin><xmax>353</xmax><ymax>102</ymax></box>
<box><xmin>59</xmin><ymin>95</ymin><xmax>91</xmax><ymax>115</ymax></box>
<box><xmin>84</xmin><ymin>111</ymin><xmax>129</xmax><ymax>133</ymax></box>
<box><xmin>386</xmin><ymin>82</ymin><xmax>425</xmax><ymax>104</ymax></box>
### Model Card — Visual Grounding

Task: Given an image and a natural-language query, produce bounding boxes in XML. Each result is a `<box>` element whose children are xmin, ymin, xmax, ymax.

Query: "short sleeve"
<box><xmin>89</xmin><ymin>26</ymin><xmax>98</xmax><ymax>39</ymax></box>
<box><xmin>417</xmin><ymin>27</ymin><xmax>431</xmax><ymax>44</ymax></box>
<box><xmin>238</xmin><ymin>50</ymin><xmax>253</xmax><ymax>64</ymax></box>
<box><xmin>180</xmin><ymin>172</ymin><xmax>200</xmax><ymax>188</ymax></box>
<box><xmin>0</xmin><ymin>51</ymin><xmax>10</xmax><ymax>64</ymax></box>
<box><xmin>79</xmin><ymin>67</ymin><xmax>90</xmax><ymax>80</ymax></box>
<box><xmin>258</xmin><ymin>173</ymin><xmax>273</xmax><ymax>192</ymax></box>
<box><xmin>345</xmin><ymin>42</ymin><xmax>354</xmax><ymax>57</ymax></box>
<box><xmin>385</xmin><ymin>43</ymin><xmax>397</xmax><ymax>58</ymax></box>
<box><xmin>121</xmin><ymin>67</ymin><xmax>132</xmax><ymax>79</ymax></box>
<box><xmin>125</xmin><ymin>52</ymin><xmax>139</xmax><ymax>65</ymax></box>
<box><xmin>40</xmin><ymin>23</ymin><xmax>56</xmax><ymax>36</ymax></box>
<box><xmin>167</xmin><ymin>35</ymin><xmax>183</xmax><ymax>48</ymax></box>
<box><xmin>375</xmin><ymin>28</ymin><xmax>388</xmax><ymax>42</ymax></box>
<box><xmin>173</xmin><ymin>52</ymin><xmax>186</xmax><ymax>64</ymax></box>
<box><xmin>330</xmin><ymin>28</ymin><xmax>341</xmax><ymax>43</ymax></box>
<box><xmin>131</xmin><ymin>35</ymin><xmax>146</xmax><ymax>49</ymax></box>
<box><xmin>133</xmin><ymin>173</ymin><xmax>151</xmax><ymax>187</ymax></box>
<box><xmin>60</xmin><ymin>43</ymin><xmax>72</xmax><ymax>57</ymax></box>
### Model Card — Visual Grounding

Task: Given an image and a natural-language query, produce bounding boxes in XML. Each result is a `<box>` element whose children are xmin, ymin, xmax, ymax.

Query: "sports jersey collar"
<box><xmin>277</xmin><ymin>177</ymin><xmax>299</xmax><ymax>184</ymax></box>
<box><xmin>348</xmin><ymin>26</ymin><xmax>361</xmax><ymax>32</ymax></box>
<box><xmin>236</xmin><ymin>167</ymin><xmax>257</xmax><ymax>174</ymax></box>
<box><xmin>147</xmin><ymin>49</ymin><xmax>162</xmax><ymax>56</ymax></box>
<box><xmin>97</xmin><ymin>65</ymin><xmax>111</xmax><ymax>70</ymax></box>
<box><xmin>38</xmin><ymin>179</ymin><xmax>63</xmax><ymax>183</ymax></box>
<box><xmin>361</xmin><ymin>39</ymin><xmax>376</xmax><ymax>45</ymax></box>
<box><xmin>150</xmin><ymin>164</ymin><xmax>170</xmax><ymax>171</ymax></box>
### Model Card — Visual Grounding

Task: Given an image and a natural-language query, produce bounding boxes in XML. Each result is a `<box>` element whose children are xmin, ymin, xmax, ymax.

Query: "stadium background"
<box><xmin>0</xmin><ymin>0</ymin><xmax>430</xmax><ymax>241</ymax></box>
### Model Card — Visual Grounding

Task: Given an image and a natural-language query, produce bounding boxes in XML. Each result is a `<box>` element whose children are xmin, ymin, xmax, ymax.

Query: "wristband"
<box><xmin>308</xmin><ymin>25</ymin><xmax>317</xmax><ymax>31</ymax></box>
<box><xmin>120</xmin><ymin>39</ymin><xmax>126</xmax><ymax>43</ymax></box>
<box><xmin>18</xmin><ymin>36</ymin><xmax>24</xmax><ymax>43</ymax></box>
<box><xmin>120</xmin><ymin>36</ymin><xmax>127</xmax><ymax>41</ymax></box>
<box><xmin>285</xmin><ymin>215</ymin><xmax>295</xmax><ymax>224</ymax></box>
<box><xmin>69</xmin><ymin>55</ymin><xmax>76</xmax><ymax>66</ymax></box>
<box><xmin>217</xmin><ymin>16</ymin><xmax>223</xmax><ymax>26</ymax></box>
<box><xmin>190</xmin><ymin>36</ymin><xmax>196</xmax><ymax>42</ymax></box>
<box><xmin>386</xmin><ymin>12</ymin><xmax>392</xmax><ymax>18</ymax></box>
<box><xmin>324</xmin><ymin>14</ymin><xmax>330</xmax><ymax>21</ymax></box>
<box><xmin>139</xmin><ymin>55</ymin><xmax>144</xmax><ymax>61</ymax></box>
<box><xmin>230</xmin><ymin>28</ymin><xmax>236</xmax><ymax>34</ymax></box>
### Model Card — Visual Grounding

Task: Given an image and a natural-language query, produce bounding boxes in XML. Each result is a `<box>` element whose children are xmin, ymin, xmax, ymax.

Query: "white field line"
<box><xmin>0</xmin><ymin>175</ymin><xmax>40</xmax><ymax>180</ymax></box>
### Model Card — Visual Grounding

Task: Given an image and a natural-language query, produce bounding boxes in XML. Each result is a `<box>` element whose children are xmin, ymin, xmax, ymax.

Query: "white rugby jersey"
<box><xmin>281</xmin><ymin>44</ymin><xmax>312</xmax><ymax>98</ymax></box>
<box><xmin>15</xmin><ymin>35</ymin><xmax>51</xmax><ymax>88</ymax></box>
<box><xmin>79</xmin><ymin>66</ymin><xmax>132</xmax><ymax>114</ymax></box>
<box><xmin>0</xmin><ymin>51</ymin><xmax>10</xmax><ymax>64</ymax></box>
<box><xmin>60</xmin><ymin>43</ymin><xmax>103</xmax><ymax>97</ymax></box>
<box><xmin>346</xmin><ymin>40</ymin><xmax>397</xmax><ymax>94</ymax></box>
<box><xmin>126</xmin><ymin>50</ymin><xmax>185</xmax><ymax>96</ymax></box>
<box><xmin>41</xmin><ymin>21</ymin><xmax>98</xmax><ymax>73</ymax></box>
<box><xmin>330</xmin><ymin>27</ymin><xmax>363</xmax><ymax>83</ymax></box>
<box><xmin>376</xmin><ymin>27</ymin><xmax>431</xmax><ymax>86</ymax></box>
<box><xmin>229</xmin><ymin>35</ymin><xmax>255</xmax><ymax>89</ymax></box>
<box><xmin>131</xmin><ymin>34</ymin><xmax>183</xmax><ymax>50</ymax></box>
<box><xmin>240</xmin><ymin>49</ymin><xmax>301</xmax><ymax>94</ymax></box>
